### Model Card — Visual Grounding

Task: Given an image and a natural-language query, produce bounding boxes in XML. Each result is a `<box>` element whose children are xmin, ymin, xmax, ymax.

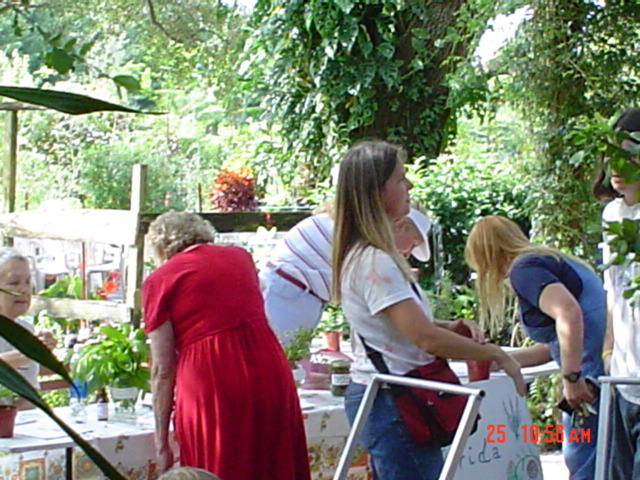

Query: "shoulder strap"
<box><xmin>358</xmin><ymin>333</ymin><xmax>391</xmax><ymax>374</ymax></box>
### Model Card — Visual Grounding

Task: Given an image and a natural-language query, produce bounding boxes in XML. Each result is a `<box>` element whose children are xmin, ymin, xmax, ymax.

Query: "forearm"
<box><xmin>417</xmin><ymin>326</ymin><xmax>502</xmax><ymax>362</ymax></box>
<box><xmin>151</xmin><ymin>364</ymin><xmax>176</xmax><ymax>451</ymax></box>
<box><xmin>510</xmin><ymin>343</ymin><xmax>552</xmax><ymax>368</ymax></box>
<box><xmin>555</xmin><ymin>314</ymin><xmax>584</xmax><ymax>374</ymax></box>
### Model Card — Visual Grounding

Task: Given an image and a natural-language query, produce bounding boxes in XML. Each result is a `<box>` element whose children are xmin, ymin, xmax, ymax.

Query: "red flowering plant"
<box><xmin>209</xmin><ymin>166</ymin><xmax>258</xmax><ymax>211</ymax></box>
<box><xmin>94</xmin><ymin>271</ymin><xmax>121</xmax><ymax>300</ymax></box>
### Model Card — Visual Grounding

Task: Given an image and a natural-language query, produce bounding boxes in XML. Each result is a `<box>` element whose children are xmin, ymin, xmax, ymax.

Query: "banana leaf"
<box><xmin>0</xmin><ymin>314</ymin><xmax>127</xmax><ymax>480</ymax></box>
<box><xmin>0</xmin><ymin>86</ymin><xmax>163</xmax><ymax>115</ymax></box>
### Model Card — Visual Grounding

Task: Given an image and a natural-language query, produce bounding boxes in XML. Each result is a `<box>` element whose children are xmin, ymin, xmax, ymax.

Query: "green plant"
<box><xmin>527</xmin><ymin>372</ymin><xmax>563</xmax><ymax>451</ymax></box>
<box><xmin>316</xmin><ymin>303</ymin><xmax>349</xmax><ymax>333</ymax></box>
<box><xmin>282</xmin><ymin>327</ymin><xmax>316</xmax><ymax>369</ymax></box>
<box><xmin>0</xmin><ymin>385</ymin><xmax>17</xmax><ymax>406</ymax></box>
<box><xmin>72</xmin><ymin>324</ymin><xmax>150</xmax><ymax>393</ymax></box>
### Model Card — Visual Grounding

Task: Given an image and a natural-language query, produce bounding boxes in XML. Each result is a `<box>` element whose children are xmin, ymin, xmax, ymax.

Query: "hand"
<box><xmin>453</xmin><ymin>318</ymin><xmax>485</xmax><ymax>343</ymax></box>
<box><xmin>563</xmin><ymin>378</ymin><xmax>595</xmax><ymax>410</ymax></box>
<box><xmin>36</xmin><ymin>331</ymin><xmax>56</xmax><ymax>350</ymax></box>
<box><xmin>495</xmin><ymin>348</ymin><xmax>527</xmax><ymax>397</ymax></box>
<box><xmin>155</xmin><ymin>445</ymin><xmax>175</xmax><ymax>474</ymax></box>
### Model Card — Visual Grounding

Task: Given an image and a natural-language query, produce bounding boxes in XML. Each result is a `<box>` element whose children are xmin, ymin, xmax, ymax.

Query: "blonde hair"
<box><xmin>313</xmin><ymin>198</ymin><xmax>336</xmax><ymax>218</ymax></box>
<box><xmin>332</xmin><ymin>140</ymin><xmax>412</xmax><ymax>302</ymax></box>
<box><xmin>147</xmin><ymin>212</ymin><xmax>215</xmax><ymax>261</ymax></box>
<box><xmin>157</xmin><ymin>467</ymin><xmax>221</xmax><ymax>480</ymax></box>
<box><xmin>465</xmin><ymin>215</ymin><xmax>590</xmax><ymax>331</ymax></box>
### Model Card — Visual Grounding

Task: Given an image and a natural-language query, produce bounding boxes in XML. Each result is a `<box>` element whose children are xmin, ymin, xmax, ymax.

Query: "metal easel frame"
<box><xmin>332</xmin><ymin>373</ymin><xmax>485</xmax><ymax>480</ymax></box>
<box><xmin>594</xmin><ymin>376</ymin><xmax>640</xmax><ymax>480</ymax></box>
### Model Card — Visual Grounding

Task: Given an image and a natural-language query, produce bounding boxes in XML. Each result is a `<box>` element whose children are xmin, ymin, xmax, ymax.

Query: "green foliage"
<box><xmin>426</xmin><ymin>271</ymin><xmax>478</xmax><ymax>321</ymax></box>
<box><xmin>41</xmin><ymin>388</ymin><xmax>69</xmax><ymax>408</ymax></box>
<box><xmin>281</xmin><ymin>327</ymin><xmax>316</xmax><ymax>368</ymax></box>
<box><xmin>72</xmin><ymin>324</ymin><xmax>150</xmax><ymax>393</ymax></box>
<box><xmin>494</xmin><ymin>0</ymin><xmax>640</xmax><ymax>257</ymax></box>
<box><xmin>245</xmin><ymin>0</ymin><xmax>501</xmax><ymax>195</ymax></box>
<box><xmin>0</xmin><ymin>86</ymin><xmax>161</xmax><ymax>115</ymax></box>
<box><xmin>527</xmin><ymin>372</ymin><xmax>562</xmax><ymax>450</ymax></box>
<box><xmin>0</xmin><ymin>384</ymin><xmax>17</xmax><ymax>406</ymax></box>
<box><xmin>317</xmin><ymin>303</ymin><xmax>349</xmax><ymax>333</ymax></box>
<box><xmin>408</xmin><ymin>115</ymin><xmax>529</xmax><ymax>283</ymax></box>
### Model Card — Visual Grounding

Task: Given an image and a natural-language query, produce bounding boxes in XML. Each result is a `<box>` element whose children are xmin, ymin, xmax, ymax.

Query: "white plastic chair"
<box><xmin>332</xmin><ymin>373</ymin><xmax>485</xmax><ymax>480</ymax></box>
<box><xmin>594</xmin><ymin>376</ymin><xmax>640</xmax><ymax>480</ymax></box>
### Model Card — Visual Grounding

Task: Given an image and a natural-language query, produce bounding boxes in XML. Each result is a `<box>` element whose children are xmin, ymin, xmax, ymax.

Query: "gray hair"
<box><xmin>147</xmin><ymin>211</ymin><xmax>215</xmax><ymax>260</ymax></box>
<box><xmin>157</xmin><ymin>467</ymin><xmax>222</xmax><ymax>480</ymax></box>
<box><xmin>0</xmin><ymin>247</ymin><xmax>28</xmax><ymax>274</ymax></box>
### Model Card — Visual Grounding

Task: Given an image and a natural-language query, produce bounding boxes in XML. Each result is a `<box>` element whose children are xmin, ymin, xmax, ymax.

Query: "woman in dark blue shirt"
<box><xmin>465</xmin><ymin>215</ymin><xmax>605</xmax><ymax>480</ymax></box>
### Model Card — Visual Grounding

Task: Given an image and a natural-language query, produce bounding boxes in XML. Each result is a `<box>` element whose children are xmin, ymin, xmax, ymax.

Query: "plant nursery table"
<box><xmin>0</xmin><ymin>392</ymin><xmax>370</xmax><ymax>480</ymax></box>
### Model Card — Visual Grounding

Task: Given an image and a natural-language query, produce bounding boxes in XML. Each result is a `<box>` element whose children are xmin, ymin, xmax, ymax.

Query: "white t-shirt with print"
<box><xmin>602</xmin><ymin>198</ymin><xmax>640</xmax><ymax>404</ymax></box>
<box><xmin>0</xmin><ymin>317</ymin><xmax>39</xmax><ymax>388</ymax></box>
<box><xmin>341</xmin><ymin>246</ymin><xmax>435</xmax><ymax>385</ymax></box>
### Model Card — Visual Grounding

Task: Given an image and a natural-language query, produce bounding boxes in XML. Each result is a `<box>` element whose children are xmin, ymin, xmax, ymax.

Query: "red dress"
<box><xmin>143</xmin><ymin>244</ymin><xmax>311</xmax><ymax>480</ymax></box>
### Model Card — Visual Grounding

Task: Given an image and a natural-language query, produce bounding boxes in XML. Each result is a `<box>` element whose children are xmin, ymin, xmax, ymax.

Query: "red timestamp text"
<box><xmin>486</xmin><ymin>424</ymin><xmax>592</xmax><ymax>444</ymax></box>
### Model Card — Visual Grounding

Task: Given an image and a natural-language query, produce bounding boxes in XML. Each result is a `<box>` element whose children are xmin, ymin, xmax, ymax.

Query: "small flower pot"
<box><xmin>323</xmin><ymin>331</ymin><xmax>342</xmax><ymax>352</ymax></box>
<box><xmin>0</xmin><ymin>405</ymin><xmax>18</xmax><ymax>438</ymax></box>
<box><xmin>465</xmin><ymin>360</ymin><xmax>491</xmax><ymax>382</ymax></box>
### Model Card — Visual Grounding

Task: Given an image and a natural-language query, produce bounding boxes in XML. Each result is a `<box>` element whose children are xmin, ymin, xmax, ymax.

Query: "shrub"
<box><xmin>209</xmin><ymin>166</ymin><xmax>257</xmax><ymax>211</ymax></box>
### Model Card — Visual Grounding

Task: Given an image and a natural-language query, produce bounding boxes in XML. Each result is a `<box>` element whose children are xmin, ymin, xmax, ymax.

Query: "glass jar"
<box><xmin>330</xmin><ymin>359</ymin><xmax>350</xmax><ymax>397</ymax></box>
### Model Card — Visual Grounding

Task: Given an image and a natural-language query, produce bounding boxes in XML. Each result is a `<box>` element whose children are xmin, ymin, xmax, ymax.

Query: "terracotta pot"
<box><xmin>323</xmin><ymin>331</ymin><xmax>342</xmax><ymax>352</ymax></box>
<box><xmin>0</xmin><ymin>405</ymin><xmax>18</xmax><ymax>438</ymax></box>
<box><xmin>466</xmin><ymin>360</ymin><xmax>491</xmax><ymax>382</ymax></box>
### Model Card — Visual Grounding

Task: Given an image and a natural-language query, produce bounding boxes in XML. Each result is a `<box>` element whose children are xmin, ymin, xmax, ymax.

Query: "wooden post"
<box><xmin>2</xmin><ymin>111</ymin><xmax>18</xmax><ymax>245</ymax></box>
<box><xmin>126</xmin><ymin>164</ymin><xmax>147</xmax><ymax>328</ymax></box>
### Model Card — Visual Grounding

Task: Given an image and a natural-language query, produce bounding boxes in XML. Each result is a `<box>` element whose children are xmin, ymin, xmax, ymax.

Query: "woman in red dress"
<box><xmin>143</xmin><ymin>212</ymin><xmax>311</xmax><ymax>480</ymax></box>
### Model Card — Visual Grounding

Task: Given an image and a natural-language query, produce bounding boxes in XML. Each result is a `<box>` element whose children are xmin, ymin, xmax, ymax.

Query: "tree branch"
<box><xmin>144</xmin><ymin>0</ymin><xmax>185</xmax><ymax>44</ymax></box>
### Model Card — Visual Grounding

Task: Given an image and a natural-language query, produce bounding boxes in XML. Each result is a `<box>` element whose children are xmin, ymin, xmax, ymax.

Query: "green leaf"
<box><xmin>0</xmin><ymin>315</ymin><xmax>70</xmax><ymax>383</ymax></box>
<box><xmin>45</xmin><ymin>48</ymin><xmax>74</xmax><ymax>75</ymax></box>
<box><xmin>568</xmin><ymin>150</ymin><xmax>584</xmax><ymax>166</ymax></box>
<box><xmin>0</xmin><ymin>86</ymin><xmax>164</xmax><ymax>115</ymax></box>
<box><xmin>622</xmin><ymin>218</ymin><xmax>638</xmax><ymax>242</ymax></box>
<box><xmin>112</xmin><ymin>75</ymin><xmax>141</xmax><ymax>93</ymax></box>
<box><xmin>606</xmin><ymin>220</ymin><xmax>623</xmax><ymax>236</ymax></box>
<box><xmin>377</xmin><ymin>42</ymin><xmax>395</xmax><ymax>60</ymax></box>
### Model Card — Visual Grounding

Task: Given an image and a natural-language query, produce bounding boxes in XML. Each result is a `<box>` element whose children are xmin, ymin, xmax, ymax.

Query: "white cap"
<box><xmin>408</xmin><ymin>208</ymin><xmax>432</xmax><ymax>262</ymax></box>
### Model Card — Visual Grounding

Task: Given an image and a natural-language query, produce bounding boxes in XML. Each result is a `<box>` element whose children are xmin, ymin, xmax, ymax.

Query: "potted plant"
<box><xmin>71</xmin><ymin>323</ymin><xmax>150</xmax><ymax>417</ymax></box>
<box><xmin>317</xmin><ymin>303</ymin><xmax>349</xmax><ymax>351</ymax></box>
<box><xmin>281</xmin><ymin>327</ymin><xmax>316</xmax><ymax>385</ymax></box>
<box><xmin>0</xmin><ymin>385</ymin><xmax>18</xmax><ymax>438</ymax></box>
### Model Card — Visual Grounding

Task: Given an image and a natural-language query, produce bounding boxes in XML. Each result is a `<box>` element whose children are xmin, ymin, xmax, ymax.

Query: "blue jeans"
<box><xmin>560</xmin><ymin>408</ymin><xmax>598</xmax><ymax>480</ymax></box>
<box><xmin>609</xmin><ymin>392</ymin><xmax>640</xmax><ymax>480</ymax></box>
<box><xmin>344</xmin><ymin>382</ymin><xmax>444</xmax><ymax>480</ymax></box>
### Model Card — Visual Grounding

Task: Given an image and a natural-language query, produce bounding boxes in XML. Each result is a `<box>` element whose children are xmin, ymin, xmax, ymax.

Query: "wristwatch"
<box><xmin>563</xmin><ymin>371</ymin><xmax>582</xmax><ymax>383</ymax></box>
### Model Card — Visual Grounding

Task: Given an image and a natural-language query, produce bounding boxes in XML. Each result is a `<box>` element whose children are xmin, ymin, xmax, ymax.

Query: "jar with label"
<box><xmin>96</xmin><ymin>387</ymin><xmax>109</xmax><ymax>421</ymax></box>
<box><xmin>330</xmin><ymin>359</ymin><xmax>350</xmax><ymax>396</ymax></box>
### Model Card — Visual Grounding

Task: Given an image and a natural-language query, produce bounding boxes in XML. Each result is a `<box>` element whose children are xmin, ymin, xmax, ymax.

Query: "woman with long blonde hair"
<box><xmin>465</xmin><ymin>215</ymin><xmax>605</xmax><ymax>480</ymax></box>
<box><xmin>333</xmin><ymin>141</ymin><xmax>525</xmax><ymax>480</ymax></box>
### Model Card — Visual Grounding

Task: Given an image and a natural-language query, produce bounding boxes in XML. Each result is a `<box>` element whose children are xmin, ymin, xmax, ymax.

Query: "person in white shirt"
<box><xmin>261</xmin><ymin>203</ymin><xmax>433</xmax><ymax>345</ymax></box>
<box><xmin>0</xmin><ymin>247</ymin><xmax>56</xmax><ymax>391</ymax></box>
<box><xmin>331</xmin><ymin>139</ymin><xmax>525</xmax><ymax>480</ymax></box>
<box><xmin>593</xmin><ymin>107</ymin><xmax>640</xmax><ymax>480</ymax></box>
